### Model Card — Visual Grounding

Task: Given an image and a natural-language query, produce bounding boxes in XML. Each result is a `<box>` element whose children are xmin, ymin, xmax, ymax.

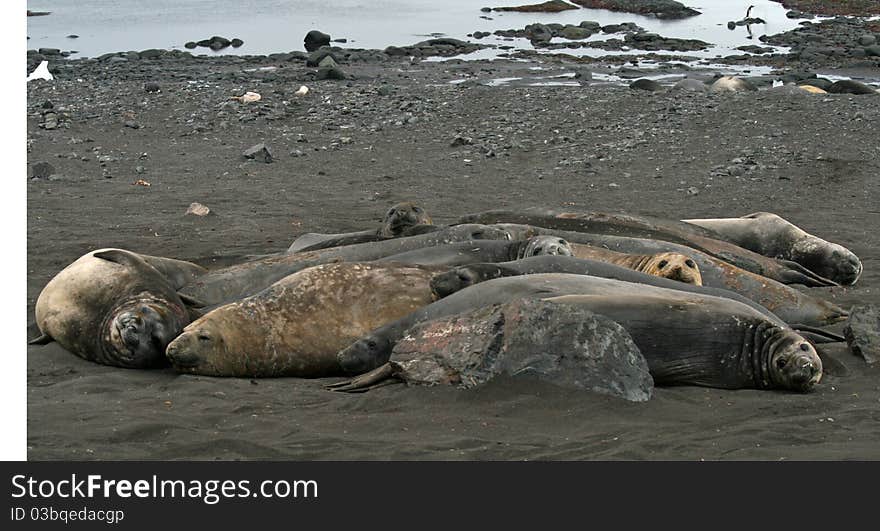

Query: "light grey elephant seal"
<box><xmin>31</xmin><ymin>249</ymin><xmax>199</xmax><ymax>368</ymax></box>
<box><xmin>711</xmin><ymin>76</ymin><xmax>757</xmax><ymax>92</ymax></box>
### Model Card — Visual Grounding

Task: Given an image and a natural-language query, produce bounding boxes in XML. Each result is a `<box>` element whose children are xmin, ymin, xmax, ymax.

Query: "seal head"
<box><xmin>643</xmin><ymin>252</ymin><xmax>702</xmax><ymax>286</ymax></box>
<box><xmin>520</xmin><ymin>236</ymin><xmax>573</xmax><ymax>258</ymax></box>
<box><xmin>379</xmin><ymin>202</ymin><xmax>432</xmax><ymax>238</ymax></box>
<box><xmin>765</xmin><ymin>329</ymin><xmax>822</xmax><ymax>392</ymax></box>
<box><xmin>107</xmin><ymin>296</ymin><xmax>188</xmax><ymax>368</ymax></box>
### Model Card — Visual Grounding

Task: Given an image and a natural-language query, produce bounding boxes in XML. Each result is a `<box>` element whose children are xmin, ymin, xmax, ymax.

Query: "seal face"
<box><xmin>379</xmin><ymin>202</ymin><xmax>433</xmax><ymax>238</ymax></box>
<box><xmin>766</xmin><ymin>329</ymin><xmax>822</xmax><ymax>392</ymax></box>
<box><xmin>642</xmin><ymin>252</ymin><xmax>702</xmax><ymax>285</ymax></box>
<box><xmin>520</xmin><ymin>236</ymin><xmax>573</xmax><ymax>258</ymax></box>
<box><xmin>33</xmin><ymin>249</ymin><xmax>192</xmax><ymax>368</ymax></box>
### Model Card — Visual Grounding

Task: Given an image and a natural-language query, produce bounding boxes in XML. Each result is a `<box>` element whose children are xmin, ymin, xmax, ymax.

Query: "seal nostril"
<box><xmin>800</xmin><ymin>343</ymin><xmax>810</xmax><ymax>351</ymax></box>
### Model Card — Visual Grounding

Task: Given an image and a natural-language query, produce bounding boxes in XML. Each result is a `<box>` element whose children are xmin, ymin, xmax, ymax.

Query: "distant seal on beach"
<box><xmin>827</xmin><ymin>80</ymin><xmax>877</xmax><ymax>95</ymax></box>
<box><xmin>166</xmin><ymin>262</ymin><xmax>445</xmax><ymax>377</ymax></box>
<box><xmin>337</xmin><ymin>274</ymin><xmax>823</xmax><ymax>392</ymax></box>
<box><xmin>682</xmin><ymin>212</ymin><xmax>862</xmax><ymax>285</ymax></box>
<box><xmin>671</xmin><ymin>78</ymin><xmax>709</xmax><ymax>92</ymax></box>
<box><xmin>288</xmin><ymin>202</ymin><xmax>435</xmax><ymax>253</ymax></box>
<box><xmin>711</xmin><ymin>76</ymin><xmax>757</xmax><ymax>92</ymax></box>
<box><xmin>31</xmin><ymin>249</ymin><xmax>198</xmax><ymax>368</ymax></box>
<box><xmin>377</xmin><ymin>235</ymin><xmax>572</xmax><ymax>267</ymax></box>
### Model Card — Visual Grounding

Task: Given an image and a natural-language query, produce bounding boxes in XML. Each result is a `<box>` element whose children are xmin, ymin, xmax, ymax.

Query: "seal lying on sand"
<box><xmin>460</xmin><ymin>209</ymin><xmax>837</xmax><ymax>287</ymax></box>
<box><xmin>31</xmin><ymin>249</ymin><xmax>198</xmax><ymax>368</ymax></box>
<box><xmin>179</xmin><ymin>224</ymin><xmax>510</xmax><ymax>306</ymax></box>
<box><xmin>377</xmin><ymin>235</ymin><xmax>572</xmax><ymax>267</ymax></box>
<box><xmin>335</xmin><ymin>275</ymin><xmax>822</xmax><ymax>392</ymax></box>
<box><xmin>682</xmin><ymin>212</ymin><xmax>862</xmax><ymax>285</ymax></box>
<box><xmin>288</xmin><ymin>202</ymin><xmax>435</xmax><ymax>253</ymax></box>
<box><xmin>166</xmin><ymin>262</ymin><xmax>446</xmax><ymax>377</ymax></box>
<box><xmin>428</xmin><ymin>256</ymin><xmax>843</xmax><ymax>343</ymax></box>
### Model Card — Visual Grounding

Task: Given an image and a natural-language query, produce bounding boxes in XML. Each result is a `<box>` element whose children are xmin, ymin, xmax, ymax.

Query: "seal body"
<box><xmin>33</xmin><ymin>249</ymin><xmax>193</xmax><ymax>368</ymax></box>
<box><xmin>166</xmin><ymin>262</ymin><xmax>443</xmax><ymax>377</ymax></box>
<box><xmin>711</xmin><ymin>76</ymin><xmax>757</xmax><ymax>92</ymax></box>
<box><xmin>682</xmin><ymin>212</ymin><xmax>862</xmax><ymax>285</ymax></box>
<box><xmin>338</xmin><ymin>274</ymin><xmax>822</xmax><ymax>391</ymax></box>
<box><xmin>378</xmin><ymin>235</ymin><xmax>572</xmax><ymax>267</ymax></box>
<box><xmin>288</xmin><ymin>202</ymin><xmax>434</xmax><ymax>253</ymax></box>
<box><xmin>180</xmin><ymin>224</ymin><xmax>510</xmax><ymax>306</ymax></box>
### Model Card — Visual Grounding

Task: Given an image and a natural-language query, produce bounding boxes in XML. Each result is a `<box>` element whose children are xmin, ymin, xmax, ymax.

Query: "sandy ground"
<box><xmin>26</xmin><ymin>51</ymin><xmax>880</xmax><ymax>460</ymax></box>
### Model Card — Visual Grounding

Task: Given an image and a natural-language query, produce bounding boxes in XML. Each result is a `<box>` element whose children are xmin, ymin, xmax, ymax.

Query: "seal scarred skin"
<box><xmin>337</xmin><ymin>274</ymin><xmax>822</xmax><ymax>392</ymax></box>
<box><xmin>33</xmin><ymin>249</ymin><xmax>196</xmax><ymax>368</ymax></box>
<box><xmin>682</xmin><ymin>212</ymin><xmax>862</xmax><ymax>285</ymax></box>
<box><xmin>166</xmin><ymin>262</ymin><xmax>445</xmax><ymax>377</ymax></box>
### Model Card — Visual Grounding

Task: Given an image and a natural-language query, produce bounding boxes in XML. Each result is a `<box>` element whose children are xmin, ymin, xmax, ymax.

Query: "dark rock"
<box><xmin>570</xmin><ymin>0</ymin><xmax>700</xmax><ymax>20</ymax></box>
<box><xmin>865</xmin><ymin>45</ymin><xmax>880</xmax><ymax>57</ymax></box>
<box><xmin>66</xmin><ymin>35</ymin><xmax>78</xmax><ymax>39</ymax></box>
<box><xmin>844</xmin><ymin>304</ymin><xmax>880</xmax><ymax>364</ymax></box>
<box><xmin>859</xmin><ymin>34</ymin><xmax>877</xmax><ymax>46</ymax></box>
<box><xmin>316</xmin><ymin>64</ymin><xmax>346</xmax><ymax>81</ymax></box>
<box><xmin>231</xmin><ymin>38</ymin><xmax>244</xmax><ymax>47</ymax></box>
<box><xmin>560</xmin><ymin>25</ymin><xmax>594</xmax><ymax>40</ymax></box>
<box><xmin>124</xmin><ymin>121</ymin><xmax>141</xmax><ymax>129</ymax></box>
<box><xmin>305</xmin><ymin>30</ymin><xmax>332</xmax><ymax>52</ymax></box>
<box><xmin>828</xmin><ymin>79</ymin><xmax>878</xmax><ymax>95</ymax></box>
<box><xmin>184</xmin><ymin>41</ymin><xmax>197</xmax><ymax>49</ymax></box>
<box><xmin>492</xmin><ymin>0</ymin><xmax>579</xmax><ymax>13</ymax></box>
<box><xmin>630</xmin><ymin>78</ymin><xmax>663</xmax><ymax>91</ymax></box>
<box><xmin>389</xmin><ymin>299</ymin><xmax>652</xmax><ymax>401</ymax></box>
<box><xmin>31</xmin><ymin>162</ymin><xmax>55</xmax><ymax>180</ymax></box>
<box><xmin>306</xmin><ymin>47</ymin><xmax>339</xmax><ymax>66</ymax></box>
<box><xmin>242</xmin><ymin>143</ymin><xmax>273</xmax><ymax>163</ymax></box>
<box><xmin>138</xmin><ymin>49</ymin><xmax>164</xmax><ymax>59</ymax></box>
<box><xmin>524</xmin><ymin>23</ymin><xmax>553</xmax><ymax>43</ymax></box>
<box><xmin>38</xmin><ymin>48</ymin><xmax>61</xmax><ymax>55</ymax></box>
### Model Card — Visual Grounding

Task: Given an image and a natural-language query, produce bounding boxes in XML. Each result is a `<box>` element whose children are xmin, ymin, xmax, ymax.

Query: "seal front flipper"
<box><xmin>790</xmin><ymin>325</ymin><xmax>845</xmax><ymax>344</ymax></box>
<box><xmin>325</xmin><ymin>364</ymin><xmax>398</xmax><ymax>393</ymax></box>
<box><xmin>776</xmin><ymin>260</ymin><xmax>838</xmax><ymax>288</ymax></box>
<box><xmin>27</xmin><ymin>332</ymin><xmax>53</xmax><ymax>345</ymax></box>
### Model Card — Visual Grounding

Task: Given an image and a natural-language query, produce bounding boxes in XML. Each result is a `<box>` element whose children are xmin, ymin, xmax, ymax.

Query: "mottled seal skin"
<box><xmin>166</xmin><ymin>262</ymin><xmax>445</xmax><ymax>377</ymax></box>
<box><xmin>711</xmin><ymin>76</ymin><xmax>757</xmax><ymax>92</ymax></box>
<box><xmin>571</xmin><ymin>246</ymin><xmax>702</xmax><ymax>285</ymax></box>
<box><xmin>33</xmin><ymin>249</ymin><xmax>195</xmax><ymax>368</ymax></box>
<box><xmin>491</xmin><ymin>224</ymin><xmax>847</xmax><ymax>327</ymax></box>
<box><xmin>459</xmin><ymin>208</ymin><xmax>837</xmax><ymax>287</ymax></box>
<box><xmin>180</xmin><ymin>224</ymin><xmax>510</xmax><ymax>307</ymax></box>
<box><xmin>682</xmin><ymin>212</ymin><xmax>862</xmax><ymax>285</ymax></box>
<box><xmin>338</xmin><ymin>274</ymin><xmax>822</xmax><ymax>392</ymax></box>
<box><xmin>288</xmin><ymin>202</ymin><xmax>435</xmax><ymax>253</ymax></box>
<box><xmin>378</xmin><ymin>235</ymin><xmax>572</xmax><ymax>267</ymax></box>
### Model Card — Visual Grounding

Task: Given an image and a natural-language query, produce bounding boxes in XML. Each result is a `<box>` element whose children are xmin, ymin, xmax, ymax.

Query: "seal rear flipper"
<box><xmin>777</xmin><ymin>260</ymin><xmax>839</xmax><ymax>288</ymax></box>
<box><xmin>324</xmin><ymin>363</ymin><xmax>398</xmax><ymax>393</ymax></box>
<box><xmin>27</xmin><ymin>333</ymin><xmax>53</xmax><ymax>345</ymax></box>
<box><xmin>94</xmin><ymin>249</ymin><xmax>145</xmax><ymax>269</ymax></box>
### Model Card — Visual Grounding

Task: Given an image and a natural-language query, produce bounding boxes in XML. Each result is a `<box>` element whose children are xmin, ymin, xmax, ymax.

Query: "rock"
<box><xmin>185</xmin><ymin>202</ymin><xmax>212</xmax><ymax>217</ymax></box>
<box><xmin>686</xmin><ymin>186</ymin><xmax>699</xmax><ymax>196</ymax></box>
<box><xmin>377</xmin><ymin>84</ymin><xmax>394</xmax><ymax>96</ymax></box>
<box><xmin>492</xmin><ymin>1</ymin><xmax>579</xmax><ymax>13</ymax></box>
<box><xmin>389</xmin><ymin>299</ymin><xmax>653</xmax><ymax>401</ymax></box>
<box><xmin>231</xmin><ymin>38</ymin><xmax>244</xmax><ymax>48</ymax></box>
<box><xmin>31</xmin><ymin>162</ymin><xmax>55</xmax><ymax>179</ymax></box>
<box><xmin>123</xmin><ymin>121</ymin><xmax>141</xmax><ymax>129</ymax></box>
<box><xmin>560</xmin><ymin>25</ymin><xmax>594</xmax><ymax>40</ymax></box>
<box><xmin>138</xmin><ymin>49</ymin><xmax>163</xmax><ymax>59</ymax></box>
<box><xmin>569</xmin><ymin>0</ymin><xmax>700</xmax><ymax>20</ymax></box>
<box><xmin>629</xmin><ymin>79</ymin><xmax>663</xmax><ymax>91</ymax></box>
<box><xmin>144</xmin><ymin>82</ymin><xmax>160</xmax><ymax>93</ymax></box>
<box><xmin>184</xmin><ymin>42</ymin><xmax>197</xmax><ymax>49</ymax></box>
<box><xmin>306</xmin><ymin>47</ymin><xmax>338</xmax><ymax>67</ymax></box>
<box><xmin>450</xmin><ymin>135</ymin><xmax>474</xmax><ymax>147</ymax></box>
<box><xmin>38</xmin><ymin>48</ymin><xmax>61</xmax><ymax>56</ymax></box>
<box><xmin>304</xmin><ymin>30</ymin><xmax>332</xmax><ymax>52</ymax></box>
<box><xmin>859</xmin><ymin>35</ymin><xmax>877</xmax><ymax>46</ymax></box>
<box><xmin>727</xmin><ymin>21</ymin><xmax>737</xmax><ymax>30</ymax></box>
<box><xmin>671</xmin><ymin>78</ymin><xmax>708</xmax><ymax>92</ymax></box>
<box><xmin>66</xmin><ymin>35</ymin><xmax>78</xmax><ymax>39</ymax></box>
<box><xmin>865</xmin><ymin>45</ymin><xmax>880</xmax><ymax>57</ymax></box>
<box><xmin>316</xmin><ymin>61</ymin><xmax>346</xmax><ymax>81</ymax></box>
<box><xmin>844</xmin><ymin>304</ymin><xmax>880</xmax><ymax>364</ymax></box>
<box><xmin>524</xmin><ymin>23</ymin><xmax>553</xmax><ymax>43</ymax></box>
<box><xmin>242</xmin><ymin>143</ymin><xmax>273</xmax><ymax>163</ymax></box>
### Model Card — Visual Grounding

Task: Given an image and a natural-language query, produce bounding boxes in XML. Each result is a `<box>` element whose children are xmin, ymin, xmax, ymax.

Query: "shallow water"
<box><xmin>27</xmin><ymin>0</ymin><xmax>807</xmax><ymax>59</ymax></box>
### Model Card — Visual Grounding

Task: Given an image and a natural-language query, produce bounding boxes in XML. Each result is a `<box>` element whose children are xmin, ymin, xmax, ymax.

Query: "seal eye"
<box><xmin>776</xmin><ymin>358</ymin><xmax>788</xmax><ymax>369</ymax></box>
<box><xmin>413</xmin><ymin>206</ymin><xmax>422</xmax><ymax>213</ymax></box>
<box><xmin>800</xmin><ymin>343</ymin><xmax>810</xmax><ymax>352</ymax></box>
<box><xmin>533</xmin><ymin>247</ymin><xmax>543</xmax><ymax>254</ymax></box>
<box><xmin>685</xmin><ymin>259</ymin><xmax>696</xmax><ymax>268</ymax></box>
<box><xmin>198</xmin><ymin>334</ymin><xmax>211</xmax><ymax>342</ymax></box>
<box><xmin>658</xmin><ymin>260</ymin><xmax>669</xmax><ymax>269</ymax></box>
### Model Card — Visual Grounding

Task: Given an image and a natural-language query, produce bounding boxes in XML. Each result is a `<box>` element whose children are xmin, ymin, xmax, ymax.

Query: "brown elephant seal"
<box><xmin>571</xmin><ymin>246</ymin><xmax>702</xmax><ymax>285</ymax></box>
<box><xmin>288</xmin><ymin>202</ymin><xmax>435</xmax><ymax>253</ymax></box>
<box><xmin>377</xmin><ymin>235</ymin><xmax>572</xmax><ymax>267</ymax></box>
<box><xmin>166</xmin><ymin>262</ymin><xmax>445</xmax><ymax>377</ymax></box>
<box><xmin>711</xmin><ymin>76</ymin><xmax>757</xmax><ymax>92</ymax></box>
<box><xmin>682</xmin><ymin>212</ymin><xmax>862</xmax><ymax>285</ymax></box>
<box><xmin>32</xmin><ymin>249</ymin><xmax>196</xmax><ymax>368</ymax></box>
<box><xmin>337</xmin><ymin>274</ymin><xmax>822</xmax><ymax>392</ymax></box>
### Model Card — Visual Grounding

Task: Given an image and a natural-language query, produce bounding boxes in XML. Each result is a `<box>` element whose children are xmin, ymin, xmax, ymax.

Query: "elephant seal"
<box><xmin>490</xmin><ymin>223</ymin><xmax>848</xmax><ymax>326</ymax></box>
<box><xmin>571</xmin><ymin>246</ymin><xmax>702</xmax><ymax>285</ymax></box>
<box><xmin>827</xmin><ymin>80</ymin><xmax>877</xmax><ymax>95</ymax></box>
<box><xmin>32</xmin><ymin>249</ymin><xmax>196</xmax><ymax>368</ymax></box>
<box><xmin>337</xmin><ymin>274</ymin><xmax>822</xmax><ymax>392</ymax></box>
<box><xmin>711</xmin><ymin>76</ymin><xmax>757</xmax><ymax>92</ymax></box>
<box><xmin>671</xmin><ymin>78</ymin><xmax>709</xmax><ymax>92</ymax></box>
<box><xmin>458</xmin><ymin>209</ymin><xmax>837</xmax><ymax>287</ymax></box>
<box><xmin>179</xmin><ymin>224</ymin><xmax>510</xmax><ymax>306</ymax></box>
<box><xmin>288</xmin><ymin>202</ymin><xmax>435</xmax><ymax>253</ymax></box>
<box><xmin>682</xmin><ymin>212</ymin><xmax>862</xmax><ymax>285</ymax></box>
<box><xmin>166</xmin><ymin>262</ymin><xmax>444</xmax><ymax>377</ymax></box>
<box><xmin>377</xmin><ymin>235</ymin><xmax>572</xmax><ymax>267</ymax></box>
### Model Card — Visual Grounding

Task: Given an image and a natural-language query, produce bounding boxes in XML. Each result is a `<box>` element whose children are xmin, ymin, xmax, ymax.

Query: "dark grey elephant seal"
<box><xmin>31</xmin><ymin>249</ymin><xmax>199</xmax><ymax>368</ymax></box>
<box><xmin>166</xmin><ymin>262</ymin><xmax>445</xmax><ymax>377</ymax></box>
<box><xmin>682</xmin><ymin>212</ymin><xmax>862</xmax><ymax>285</ymax></box>
<box><xmin>378</xmin><ymin>235</ymin><xmax>571</xmax><ymax>267</ymax></box>
<box><xmin>288</xmin><ymin>202</ymin><xmax>435</xmax><ymax>253</ymax></box>
<box><xmin>337</xmin><ymin>274</ymin><xmax>823</xmax><ymax>392</ymax></box>
<box><xmin>179</xmin><ymin>224</ymin><xmax>511</xmax><ymax>307</ymax></box>
<box><xmin>827</xmin><ymin>80</ymin><xmax>877</xmax><ymax>95</ymax></box>
<box><xmin>486</xmin><ymin>223</ymin><xmax>847</xmax><ymax>327</ymax></box>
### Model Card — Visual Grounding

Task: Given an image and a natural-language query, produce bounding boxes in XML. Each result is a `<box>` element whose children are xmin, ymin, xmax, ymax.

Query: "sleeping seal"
<box><xmin>336</xmin><ymin>274</ymin><xmax>822</xmax><ymax>392</ymax></box>
<box><xmin>682</xmin><ymin>212</ymin><xmax>862</xmax><ymax>285</ymax></box>
<box><xmin>31</xmin><ymin>249</ymin><xmax>197</xmax><ymax>368</ymax></box>
<box><xmin>288</xmin><ymin>202</ymin><xmax>435</xmax><ymax>253</ymax></box>
<box><xmin>166</xmin><ymin>262</ymin><xmax>446</xmax><ymax>377</ymax></box>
